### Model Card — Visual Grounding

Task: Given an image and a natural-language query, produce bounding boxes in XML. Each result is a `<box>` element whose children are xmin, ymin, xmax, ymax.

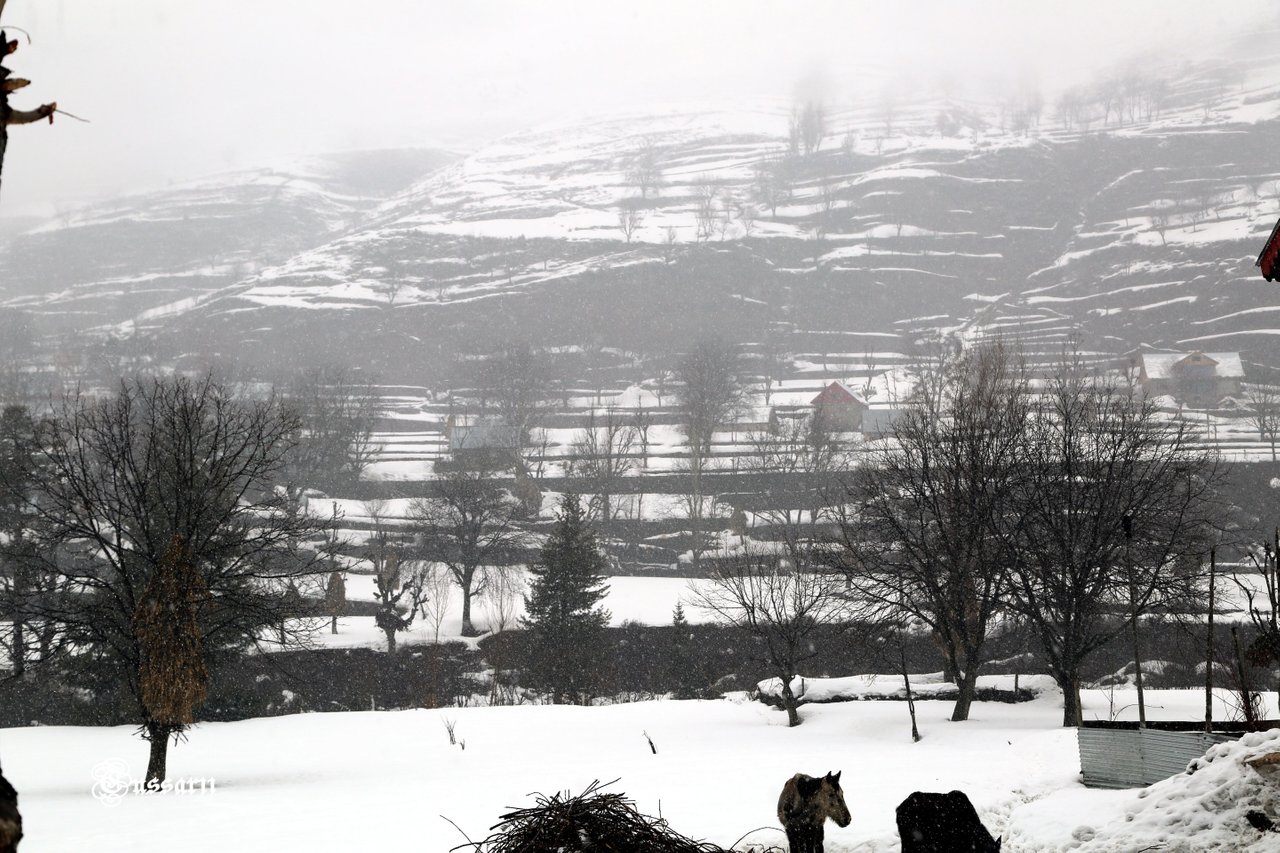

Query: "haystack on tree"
<box><xmin>0</xmin><ymin>0</ymin><xmax>58</xmax><ymax>199</ymax></box>
<box><xmin>136</xmin><ymin>535</ymin><xmax>209</xmax><ymax>787</ymax></box>
<box><xmin>29</xmin><ymin>375</ymin><xmax>337</xmax><ymax>782</ymax></box>
<box><xmin>323</xmin><ymin>569</ymin><xmax>345</xmax><ymax>634</ymax></box>
<box><xmin>836</xmin><ymin>340</ymin><xmax>1031</xmax><ymax>723</ymax></box>
<box><xmin>522</xmin><ymin>493</ymin><xmax>610</xmax><ymax>704</ymax></box>
<box><xmin>371</xmin><ymin>549</ymin><xmax>429</xmax><ymax>655</ymax></box>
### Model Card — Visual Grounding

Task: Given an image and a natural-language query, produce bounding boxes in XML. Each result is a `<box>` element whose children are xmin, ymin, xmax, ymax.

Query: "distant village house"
<box><xmin>1136</xmin><ymin>351</ymin><xmax>1243</xmax><ymax>405</ymax></box>
<box><xmin>445</xmin><ymin>413</ymin><xmax>521</xmax><ymax>466</ymax></box>
<box><xmin>810</xmin><ymin>381</ymin><xmax>868</xmax><ymax>432</ymax></box>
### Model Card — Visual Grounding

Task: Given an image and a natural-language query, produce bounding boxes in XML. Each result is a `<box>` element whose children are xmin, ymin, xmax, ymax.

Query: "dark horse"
<box><xmin>896</xmin><ymin>790</ymin><xmax>1001</xmax><ymax>852</ymax></box>
<box><xmin>776</xmin><ymin>771</ymin><xmax>851</xmax><ymax>853</ymax></box>
<box><xmin>0</xmin><ymin>760</ymin><xmax>20</xmax><ymax>853</ymax></box>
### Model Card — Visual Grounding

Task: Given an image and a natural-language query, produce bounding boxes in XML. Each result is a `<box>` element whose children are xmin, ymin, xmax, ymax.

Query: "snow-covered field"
<box><xmin>4</xmin><ymin>685</ymin><xmax>1279</xmax><ymax>851</ymax></box>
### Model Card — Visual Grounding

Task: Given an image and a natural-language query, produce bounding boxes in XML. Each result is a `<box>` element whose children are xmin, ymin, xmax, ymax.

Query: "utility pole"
<box><xmin>1205</xmin><ymin>547</ymin><xmax>1215</xmax><ymax>734</ymax></box>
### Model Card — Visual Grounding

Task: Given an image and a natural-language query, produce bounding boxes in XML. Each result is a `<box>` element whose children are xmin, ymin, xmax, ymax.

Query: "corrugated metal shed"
<box><xmin>1078</xmin><ymin>728</ymin><xmax>1236</xmax><ymax>789</ymax></box>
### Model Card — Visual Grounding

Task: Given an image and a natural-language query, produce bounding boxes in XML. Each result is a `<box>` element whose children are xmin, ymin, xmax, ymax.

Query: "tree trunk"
<box><xmin>779</xmin><ymin>675</ymin><xmax>801</xmax><ymax>727</ymax></box>
<box><xmin>145</xmin><ymin>723</ymin><xmax>170</xmax><ymax>787</ymax></box>
<box><xmin>900</xmin><ymin>640</ymin><xmax>921</xmax><ymax>741</ymax></box>
<box><xmin>11</xmin><ymin>615</ymin><xmax>23</xmax><ymax>678</ymax></box>
<box><xmin>951</xmin><ymin>667</ymin><xmax>978</xmax><ymax>722</ymax></box>
<box><xmin>384</xmin><ymin>628</ymin><xmax>397</xmax><ymax>656</ymax></box>
<box><xmin>1132</xmin><ymin>616</ymin><xmax>1147</xmax><ymax>726</ymax></box>
<box><xmin>1057</xmin><ymin>672</ymin><xmax>1083</xmax><ymax>727</ymax></box>
<box><xmin>460</xmin><ymin>588</ymin><xmax>477</xmax><ymax>637</ymax></box>
<box><xmin>330</xmin><ymin>615</ymin><xmax>338</xmax><ymax>635</ymax></box>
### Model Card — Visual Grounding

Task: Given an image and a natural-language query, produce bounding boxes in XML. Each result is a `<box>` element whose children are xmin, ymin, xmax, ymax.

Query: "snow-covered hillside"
<box><xmin>0</xmin><ymin>149</ymin><xmax>457</xmax><ymax>340</ymax></box>
<box><xmin>6</xmin><ymin>42</ymin><xmax>1280</xmax><ymax>388</ymax></box>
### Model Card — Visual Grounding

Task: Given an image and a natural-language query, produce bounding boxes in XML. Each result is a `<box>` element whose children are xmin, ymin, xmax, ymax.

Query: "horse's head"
<box><xmin>811</xmin><ymin>770</ymin><xmax>850</xmax><ymax>828</ymax></box>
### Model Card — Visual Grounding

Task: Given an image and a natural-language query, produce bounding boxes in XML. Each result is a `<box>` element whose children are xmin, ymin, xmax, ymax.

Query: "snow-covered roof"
<box><xmin>1140</xmin><ymin>352</ymin><xmax>1244</xmax><ymax>380</ymax></box>
<box><xmin>613</xmin><ymin>384</ymin><xmax>662</xmax><ymax>408</ymax></box>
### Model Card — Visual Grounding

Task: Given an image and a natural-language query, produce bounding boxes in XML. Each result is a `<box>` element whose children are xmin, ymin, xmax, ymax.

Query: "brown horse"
<box><xmin>777</xmin><ymin>771</ymin><xmax>850</xmax><ymax>853</ymax></box>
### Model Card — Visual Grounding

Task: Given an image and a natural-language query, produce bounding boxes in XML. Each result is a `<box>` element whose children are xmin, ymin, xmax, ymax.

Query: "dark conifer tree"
<box><xmin>669</xmin><ymin>602</ymin><xmax>698</xmax><ymax>699</ymax></box>
<box><xmin>522</xmin><ymin>493</ymin><xmax>610</xmax><ymax>704</ymax></box>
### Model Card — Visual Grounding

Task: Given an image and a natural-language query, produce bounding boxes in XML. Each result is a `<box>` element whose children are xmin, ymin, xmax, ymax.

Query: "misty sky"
<box><xmin>0</xmin><ymin>0</ymin><xmax>1269</xmax><ymax>215</ymax></box>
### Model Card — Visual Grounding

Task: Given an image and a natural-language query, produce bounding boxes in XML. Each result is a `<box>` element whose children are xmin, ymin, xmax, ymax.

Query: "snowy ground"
<box><xmin>3</xmin><ymin>685</ymin><xmax>1279</xmax><ymax>851</ymax></box>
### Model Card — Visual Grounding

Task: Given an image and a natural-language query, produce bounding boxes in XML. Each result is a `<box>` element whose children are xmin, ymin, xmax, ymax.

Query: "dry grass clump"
<box><xmin>459</xmin><ymin>779</ymin><xmax>779</xmax><ymax>853</ymax></box>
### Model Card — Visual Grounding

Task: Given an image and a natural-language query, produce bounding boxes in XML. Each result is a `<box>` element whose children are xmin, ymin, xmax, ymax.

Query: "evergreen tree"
<box><xmin>669</xmin><ymin>602</ymin><xmax>698</xmax><ymax>699</ymax></box>
<box><xmin>523</xmin><ymin>493</ymin><xmax>610</xmax><ymax>704</ymax></box>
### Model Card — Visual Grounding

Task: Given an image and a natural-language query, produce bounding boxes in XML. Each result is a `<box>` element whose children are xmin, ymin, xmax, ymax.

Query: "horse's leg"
<box><xmin>784</xmin><ymin>825</ymin><xmax>800</xmax><ymax>852</ymax></box>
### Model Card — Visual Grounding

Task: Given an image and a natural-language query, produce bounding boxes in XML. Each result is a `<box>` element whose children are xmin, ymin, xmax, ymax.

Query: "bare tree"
<box><xmin>1007</xmin><ymin>356</ymin><xmax>1224</xmax><ymax>726</ymax></box>
<box><xmin>30</xmin><ymin>375</ymin><xmax>335</xmax><ymax>781</ymax></box>
<box><xmin>626</xmin><ymin>137</ymin><xmax>662</xmax><ymax>198</ymax></box>
<box><xmin>617</xmin><ymin>197</ymin><xmax>645</xmax><ymax>243</ymax></box>
<box><xmin>675</xmin><ymin>339</ymin><xmax>746</xmax><ymax>458</ymax></box>
<box><xmin>690</xmin><ymin>542</ymin><xmax>849</xmax><ymax>726</ymax></box>
<box><xmin>631</xmin><ymin>402</ymin><xmax>654</xmax><ymax>469</ymax></box>
<box><xmin>837</xmin><ymin>341</ymin><xmax>1031</xmax><ymax>722</ymax></box>
<box><xmin>419</xmin><ymin>562</ymin><xmax>455</xmax><ymax>643</ymax></box>
<box><xmin>283</xmin><ymin>366</ymin><xmax>379</xmax><ymax>490</ymax></box>
<box><xmin>481</xmin><ymin>343</ymin><xmax>550</xmax><ymax>452</ymax></box>
<box><xmin>737</xmin><ymin>200</ymin><xmax>759</xmax><ymax>238</ymax></box>
<box><xmin>481</xmin><ymin>564</ymin><xmax>523</xmax><ymax>635</ymax></box>
<box><xmin>796</xmin><ymin>100</ymin><xmax>827</xmax><ymax>155</ymax></box>
<box><xmin>694</xmin><ymin>180</ymin><xmax>718</xmax><ymax>244</ymax></box>
<box><xmin>675</xmin><ymin>341</ymin><xmax>745</xmax><ymax>570</ymax></box>
<box><xmin>480</xmin><ymin>562</ymin><xmax>523</xmax><ymax>704</ymax></box>
<box><xmin>410</xmin><ymin>469</ymin><xmax>526</xmax><ymax>636</ymax></box>
<box><xmin>744</xmin><ymin>420</ymin><xmax>849</xmax><ymax>574</ymax></box>
<box><xmin>1150</xmin><ymin>200</ymin><xmax>1174</xmax><ymax>246</ymax></box>
<box><xmin>1247</xmin><ymin>385</ymin><xmax>1280</xmax><ymax>462</ymax></box>
<box><xmin>878</xmin><ymin>88</ymin><xmax>899</xmax><ymax>138</ymax></box>
<box><xmin>753</xmin><ymin>156</ymin><xmax>793</xmax><ymax>218</ymax></box>
<box><xmin>568</xmin><ymin>406</ymin><xmax>636</xmax><ymax>523</ymax></box>
<box><xmin>1238</xmin><ymin>531</ymin><xmax>1280</xmax><ymax>711</ymax></box>
<box><xmin>662</xmin><ymin>226</ymin><xmax>679</xmax><ymax>264</ymax></box>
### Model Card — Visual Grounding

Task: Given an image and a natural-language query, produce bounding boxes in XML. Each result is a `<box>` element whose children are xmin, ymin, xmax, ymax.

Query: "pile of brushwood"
<box><xmin>459</xmin><ymin>779</ymin><xmax>780</xmax><ymax>852</ymax></box>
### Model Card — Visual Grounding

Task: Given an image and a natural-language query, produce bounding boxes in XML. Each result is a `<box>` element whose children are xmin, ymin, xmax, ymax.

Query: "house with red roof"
<box><xmin>810</xmin><ymin>381</ymin><xmax>868</xmax><ymax>432</ymax></box>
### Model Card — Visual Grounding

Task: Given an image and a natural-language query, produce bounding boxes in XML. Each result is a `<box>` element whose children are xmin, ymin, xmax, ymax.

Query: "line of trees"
<box><xmin>835</xmin><ymin>344</ymin><xmax>1224</xmax><ymax>726</ymax></box>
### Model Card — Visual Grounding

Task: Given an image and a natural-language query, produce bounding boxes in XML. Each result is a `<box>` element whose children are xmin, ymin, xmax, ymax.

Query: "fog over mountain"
<box><xmin>0</xmin><ymin>0</ymin><xmax>1270</xmax><ymax>214</ymax></box>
